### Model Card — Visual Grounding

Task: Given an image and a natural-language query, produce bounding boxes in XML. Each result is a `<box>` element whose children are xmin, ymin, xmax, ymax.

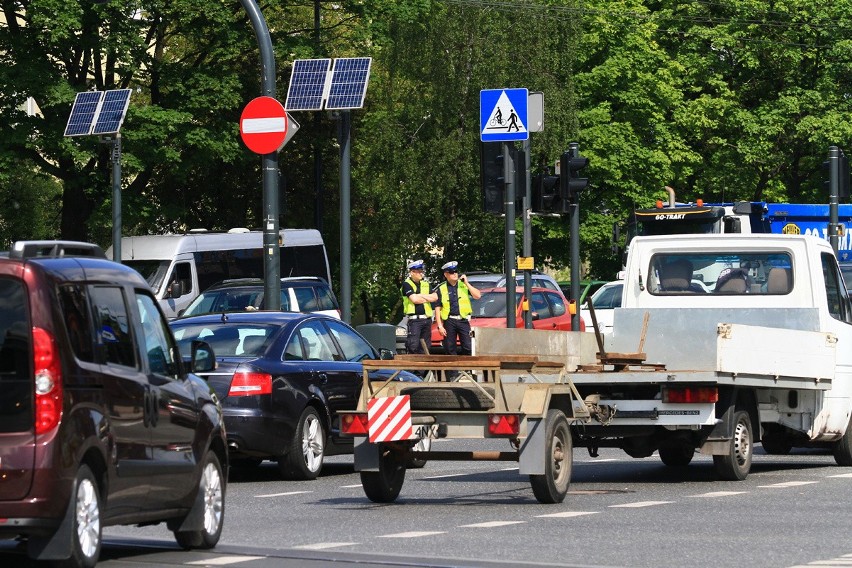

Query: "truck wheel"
<box><xmin>62</xmin><ymin>465</ymin><xmax>102</xmax><ymax>568</ymax></box>
<box><xmin>529</xmin><ymin>410</ymin><xmax>572</xmax><ymax>504</ymax></box>
<box><xmin>174</xmin><ymin>452</ymin><xmax>225</xmax><ymax>550</ymax></box>
<box><xmin>832</xmin><ymin>418</ymin><xmax>852</xmax><ymax>466</ymax></box>
<box><xmin>407</xmin><ymin>436</ymin><xmax>431</xmax><ymax>469</ymax></box>
<box><xmin>361</xmin><ymin>444</ymin><xmax>406</xmax><ymax>503</ymax></box>
<box><xmin>278</xmin><ymin>407</ymin><xmax>325</xmax><ymax>480</ymax></box>
<box><xmin>713</xmin><ymin>410</ymin><xmax>753</xmax><ymax>480</ymax></box>
<box><xmin>404</xmin><ymin>386</ymin><xmax>495</xmax><ymax>410</ymax></box>
<box><xmin>659</xmin><ymin>443</ymin><xmax>694</xmax><ymax>467</ymax></box>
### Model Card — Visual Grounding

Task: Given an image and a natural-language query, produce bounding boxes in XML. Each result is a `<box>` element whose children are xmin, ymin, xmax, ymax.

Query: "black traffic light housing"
<box><xmin>480</xmin><ymin>142</ymin><xmax>526</xmax><ymax>214</ymax></box>
<box><xmin>558</xmin><ymin>146</ymin><xmax>589</xmax><ymax>213</ymax></box>
<box><xmin>532</xmin><ymin>174</ymin><xmax>560</xmax><ymax>212</ymax></box>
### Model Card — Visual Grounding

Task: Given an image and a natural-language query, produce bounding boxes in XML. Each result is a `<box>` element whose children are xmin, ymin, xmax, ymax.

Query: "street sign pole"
<box><xmin>569</xmin><ymin>143</ymin><xmax>582</xmax><ymax>331</ymax></box>
<box><xmin>239</xmin><ymin>0</ymin><xmax>281</xmax><ymax>310</ymax></box>
<box><xmin>339</xmin><ymin>110</ymin><xmax>352</xmax><ymax>323</ymax></box>
<box><xmin>504</xmin><ymin>142</ymin><xmax>516</xmax><ymax>329</ymax></box>
<box><xmin>111</xmin><ymin>135</ymin><xmax>121</xmax><ymax>262</ymax></box>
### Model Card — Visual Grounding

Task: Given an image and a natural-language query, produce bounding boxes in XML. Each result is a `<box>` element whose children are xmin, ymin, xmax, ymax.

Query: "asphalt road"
<box><xmin>3</xmin><ymin>441</ymin><xmax>852</xmax><ymax>567</ymax></box>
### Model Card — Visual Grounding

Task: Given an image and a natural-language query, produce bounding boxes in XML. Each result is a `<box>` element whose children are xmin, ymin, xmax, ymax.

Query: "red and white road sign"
<box><xmin>239</xmin><ymin>96</ymin><xmax>288</xmax><ymax>154</ymax></box>
<box><xmin>367</xmin><ymin>395</ymin><xmax>412</xmax><ymax>443</ymax></box>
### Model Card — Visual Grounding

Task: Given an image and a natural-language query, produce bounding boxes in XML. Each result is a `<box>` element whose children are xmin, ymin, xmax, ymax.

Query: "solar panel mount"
<box><xmin>284</xmin><ymin>57</ymin><xmax>371</xmax><ymax>111</ymax></box>
<box><xmin>64</xmin><ymin>89</ymin><xmax>132</xmax><ymax>137</ymax></box>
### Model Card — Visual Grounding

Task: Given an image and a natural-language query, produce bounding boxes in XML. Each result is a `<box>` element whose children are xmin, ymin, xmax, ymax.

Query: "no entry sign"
<box><xmin>239</xmin><ymin>96</ymin><xmax>288</xmax><ymax>154</ymax></box>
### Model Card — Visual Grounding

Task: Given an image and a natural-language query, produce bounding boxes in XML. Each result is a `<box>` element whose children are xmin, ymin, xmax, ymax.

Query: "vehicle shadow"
<box><xmin>227</xmin><ymin>460</ymin><xmax>356</xmax><ymax>483</ymax></box>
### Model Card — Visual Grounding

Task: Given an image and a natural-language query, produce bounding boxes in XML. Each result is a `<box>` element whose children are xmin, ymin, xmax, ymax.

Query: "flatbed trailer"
<box><xmin>339</xmin><ymin>354</ymin><xmax>590</xmax><ymax>504</ymax></box>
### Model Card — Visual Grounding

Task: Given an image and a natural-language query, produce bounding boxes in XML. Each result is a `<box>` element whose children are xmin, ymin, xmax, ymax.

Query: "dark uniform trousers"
<box><xmin>443</xmin><ymin>317</ymin><xmax>472</xmax><ymax>356</ymax></box>
<box><xmin>406</xmin><ymin>318</ymin><xmax>432</xmax><ymax>354</ymax></box>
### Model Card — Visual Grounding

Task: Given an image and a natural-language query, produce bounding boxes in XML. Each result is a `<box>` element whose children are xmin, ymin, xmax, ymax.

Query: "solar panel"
<box><xmin>63</xmin><ymin>91</ymin><xmax>103</xmax><ymax>137</ymax></box>
<box><xmin>284</xmin><ymin>59</ymin><xmax>332</xmax><ymax>111</ymax></box>
<box><xmin>325</xmin><ymin>57</ymin><xmax>372</xmax><ymax>110</ymax></box>
<box><xmin>91</xmin><ymin>89</ymin><xmax>132</xmax><ymax>135</ymax></box>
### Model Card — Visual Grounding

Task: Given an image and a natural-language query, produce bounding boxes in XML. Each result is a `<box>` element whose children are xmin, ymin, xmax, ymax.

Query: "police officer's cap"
<box><xmin>441</xmin><ymin>261</ymin><xmax>459</xmax><ymax>272</ymax></box>
<box><xmin>408</xmin><ymin>259</ymin><xmax>425</xmax><ymax>270</ymax></box>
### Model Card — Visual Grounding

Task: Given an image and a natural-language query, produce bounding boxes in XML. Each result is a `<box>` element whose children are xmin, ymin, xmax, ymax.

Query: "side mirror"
<box><xmin>190</xmin><ymin>340</ymin><xmax>215</xmax><ymax>373</ymax></box>
<box><xmin>378</xmin><ymin>348</ymin><xmax>395</xmax><ymax>360</ymax></box>
<box><xmin>531</xmin><ymin>311</ymin><xmax>540</xmax><ymax>321</ymax></box>
<box><xmin>169</xmin><ymin>280</ymin><xmax>183</xmax><ymax>299</ymax></box>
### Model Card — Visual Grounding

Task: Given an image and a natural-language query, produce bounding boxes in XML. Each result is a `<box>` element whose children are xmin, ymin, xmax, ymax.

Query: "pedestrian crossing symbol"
<box><xmin>480</xmin><ymin>88</ymin><xmax>529</xmax><ymax>142</ymax></box>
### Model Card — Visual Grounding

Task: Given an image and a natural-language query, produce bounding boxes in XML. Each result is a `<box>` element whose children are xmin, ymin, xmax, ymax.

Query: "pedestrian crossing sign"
<box><xmin>480</xmin><ymin>88</ymin><xmax>529</xmax><ymax>142</ymax></box>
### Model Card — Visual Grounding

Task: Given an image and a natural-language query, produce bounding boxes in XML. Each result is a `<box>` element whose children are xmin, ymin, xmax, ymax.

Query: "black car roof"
<box><xmin>8</xmin><ymin>256</ymin><xmax>149</xmax><ymax>288</ymax></box>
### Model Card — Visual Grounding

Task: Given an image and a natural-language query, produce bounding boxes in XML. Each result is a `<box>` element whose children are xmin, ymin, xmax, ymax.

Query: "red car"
<box><xmin>430</xmin><ymin>286</ymin><xmax>583</xmax><ymax>350</ymax></box>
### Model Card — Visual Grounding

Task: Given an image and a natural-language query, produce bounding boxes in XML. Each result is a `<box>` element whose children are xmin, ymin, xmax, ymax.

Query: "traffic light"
<box><xmin>559</xmin><ymin>144</ymin><xmax>589</xmax><ymax>212</ymax></box>
<box><xmin>825</xmin><ymin>147</ymin><xmax>850</xmax><ymax>202</ymax></box>
<box><xmin>532</xmin><ymin>174</ymin><xmax>559</xmax><ymax>212</ymax></box>
<box><xmin>841</xmin><ymin>151</ymin><xmax>850</xmax><ymax>201</ymax></box>
<box><xmin>480</xmin><ymin>141</ymin><xmax>504</xmax><ymax>215</ymax></box>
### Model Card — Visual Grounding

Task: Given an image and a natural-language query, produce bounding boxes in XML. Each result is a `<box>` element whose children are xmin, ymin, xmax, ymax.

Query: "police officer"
<box><xmin>400</xmin><ymin>259</ymin><xmax>438</xmax><ymax>354</ymax></box>
<box><xmin>434</xmin><ymin>261</ymin><xmax>482</xmax><ymax>356</ymax></box>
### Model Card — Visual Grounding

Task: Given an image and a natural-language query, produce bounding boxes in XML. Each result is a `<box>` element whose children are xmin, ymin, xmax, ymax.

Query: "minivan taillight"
<box><xmin>228</xmin><ymin>372</ymin><xmax>272</xmax><ymax>396</ymax></box>
<box><xmin>32</xmin><ymin>327</ymin><xmax>63</xmax><ymax>434</ymax></box>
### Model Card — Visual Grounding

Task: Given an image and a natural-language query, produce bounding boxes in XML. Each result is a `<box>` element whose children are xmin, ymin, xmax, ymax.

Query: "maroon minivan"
<box><xmin>0</xmin><ymin>241</ymin><xmax>227</xmax><ymax>567</ymax></box>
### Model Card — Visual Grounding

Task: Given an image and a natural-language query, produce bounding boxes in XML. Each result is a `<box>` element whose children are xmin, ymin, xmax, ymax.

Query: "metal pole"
<box><xmin>522</xmin><ymin>139</ymin><xmax>532</xmax><ymax>329</ymax></box>
<box><xmin>504</xmin><ymin>142</ymin><xmax>516</xmax><ymax>329</ymax></box>
<box><xmin>313</xmin><ymin>0</ymin><xmax>323</xmax><ymax>233</ymax></box>
<box><xmin>111</xmin><ymin>135</ymin><xmax>121</xmax><ymax>262</ymax></box>
<box><xmin>339</xmin><ymin>110</ymin><xmax>352</xmax><ymax>323</ymax></box>
<box><xmin>568</xmin><ymin>142</ymin><xmax>581</xmax><ymax>331</ymax></box>
<box><xmin>829</xmin><ymin>146</ymin><xmax>840</xmax><ymax>254</ymax></box>
<box><xmin>239</xmin><ymin>0</ymin><xmax>281</xmax><ymax>310</ymax></box>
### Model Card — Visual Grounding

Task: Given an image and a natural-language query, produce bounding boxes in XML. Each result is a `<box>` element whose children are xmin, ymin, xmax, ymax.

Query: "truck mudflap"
<box><xmin>340</xmin><ymin>354</ymin><xmax>590</xmax><ymax>505</ymax></box>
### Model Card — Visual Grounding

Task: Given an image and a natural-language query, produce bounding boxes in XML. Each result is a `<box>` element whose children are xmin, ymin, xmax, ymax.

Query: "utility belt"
<box><xmin>447</xmin><ymin>315</ymin><xmax>469</xmax><ymax>320</ymax></box>
<box><xmin>408</xmin><ymin>314</ymin><xmax>430</xmax><ymax>320</ymax></box>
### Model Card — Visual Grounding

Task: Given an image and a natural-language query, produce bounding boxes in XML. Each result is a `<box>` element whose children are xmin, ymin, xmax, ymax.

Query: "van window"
<box><xmin>0</xmin><ymin>278</ymin><xmax>32</xmax><ymax>433</ymax></box>
<box><xmin>316</xmin><ymin>286</ymin><xmax>339</xmax><ymax>311</ymax></box>
<box><xmin>89</xmin><ymin>286</ymin><xmax>137</xmax><ymax>368</ymax></box>
<box><xmin>136</xmin><ymin>294</ymin><xmax>180</xmax><ymax>378</ymax></box>
<box><xmin>125</xmin><ymin>259</ymin><xmax>170</xmax><ymax>293</ymax></box>
<box><xmin>281</xmin><ymin>244</ymin><xmax>329</xmax><ymax>281</ymax></box>
<box><xmin>822</xmin><ymin>253</ymin><xmax>852</xmax><ymax>323</ymax></box>
<box><xmin>58</xmin><ymin>284</ymin><xmax>95</xmax><ymax>362</ymax></box>
<box><xmin>169</xmin><ymin>262</ymin><xmax>192</xmax><ymax>297</ymax></box>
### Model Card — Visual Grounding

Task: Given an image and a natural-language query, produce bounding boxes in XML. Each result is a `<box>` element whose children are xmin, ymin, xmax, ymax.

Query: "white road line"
<box><xmin>293</xmin><ymin>542</ymin><xmax>358</xmax><ymax>551</ymax></box>
<box><xmin>806</xmin><ymin>560</ymin><xmax>852</xmax><ymax>565</ymax></box>
<box><xmin>255</xmin><ymin>490</ymin><xmax>312</xmax><ymax>498</ymax></box>
<box><xmin>828</xmin><ymin>473</ymin><xmax>852</xmax><ymax>478</ymax></box>
<box><xmin>187</xmin><ymin>557</ymin><xmax>264</xmax><ymax>566</ymax></box>
<box><xmin>340</xmin><ymin>484</ymin><xmax>363</xmax><ymax>488</ymax></box>
<box><xmin>459</xmin><ymin>521</ymin><xmax>526</xmax><ymax>528</ymax></box>
<box><xmin>579</xmin><ymin>458</ymin><xmax>620</xmax><ymax>463</ymax></box>
<box><xmin>378</xmin><ymin>531</ymin><xmax>446</xmax><ymax>538</ymax></box>
<box><xmin>422</xmin><ymin>472</ymin><xmax>473</xmax><ymax>479</ymax></box>
<box><xmin>536</xmin><ymin>511</ymin><xmax>599</xmax><ymax>518</ymax></box>
<box><xmin>610</xmin><ymin>501</ymin><xmax>673</xmax><ymax>508</ymax></box>
<box><xmin>757</xmin><ymin>481</ymin><xmax>819</xmax><ymax>488</ymax></box>
<box><xmin>691</xmin><ymin>491</ymin><xmax>747</xmax><ymax>498</ymax></box>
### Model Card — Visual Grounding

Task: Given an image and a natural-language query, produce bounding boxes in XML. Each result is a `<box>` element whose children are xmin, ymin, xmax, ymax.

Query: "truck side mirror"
<box><xmin>168</xmin><ymin>280</ymin><xmax>183</xmax><ymax>299</ymax></box>
<box><xmin>723</xmin><ymin>216</ymin><xmax>742</xmax><ymax>233</ymax></box>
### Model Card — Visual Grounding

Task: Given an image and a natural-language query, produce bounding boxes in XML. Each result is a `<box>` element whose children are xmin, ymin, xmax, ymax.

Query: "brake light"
<box><xmin>340</xmin><ymin>413</ymin><xmax>369</xmax><ymax>435</ymax></box>
<box><xmin>228</xmin><ymin>372</ymin><xmax>272</xmax><ymax>396</ymax></box>
<box><xmin>32</xmin><ymin>327</ymin><xmax>63</xmax><ymax>434</ymax></box>
<box><xmin>488</xmin><ymin>414</ymin><xmax>520</xmax><ymax>436</ymax></box>
<box><xmin>662</xmin><ymin>386</ymin><xmax>718</xmax><ymax>404</ymax></box>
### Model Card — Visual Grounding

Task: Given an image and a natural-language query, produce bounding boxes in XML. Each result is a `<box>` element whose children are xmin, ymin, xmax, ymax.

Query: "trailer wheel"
<box><xmin>529</xmin><ymin>410</ymin><xmax>572</xmax><ymax>504</ymax></box>
<box><xmin>713</xmin><ymin>410</ymin><xmax>753</xmax><ymax>480</ymax></box>
<box><xmin>404</xmin><ymin>387</ymin><xmax>495</xmax><ymax>410</ymax></box>
<box><xmin>832</xmin><ymin>418</ymin><xmax>852</xmax><ymax>466</ymax></box>
<box><xmin>361</xmin><ymin>444</ymin><xmax>406</xmax><ymax>503</ymax></box>
<box><xmin>659</xmin><ymin>443</ymin><xmax>694</xmax><ymax>467</ymax></box>
<box><xmin>407</xmin><ymin>436</ymin><xmax>431</xmax><ymax>469</ymax></box>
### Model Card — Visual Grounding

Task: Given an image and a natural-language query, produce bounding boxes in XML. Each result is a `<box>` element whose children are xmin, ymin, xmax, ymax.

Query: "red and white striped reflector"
<box><xmin>367</xmin><ymin>395</ymin><xmax>412</xmax><ymax>443</ymax></box>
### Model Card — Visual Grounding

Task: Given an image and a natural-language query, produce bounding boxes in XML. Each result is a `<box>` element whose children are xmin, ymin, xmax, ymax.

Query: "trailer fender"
<box><xmin>353</xmin><ymin>436</ymin><xmax>380</xmax><ymax>472</ymax></box>
<box><xmin>518</xmin><ymin>418</ymin><xmax>546</xmax><ymax>475</ymax></box>
<box><xmin>701</xmin><ymin>388</ymin><xmax>758</xmax><ymax>455</ymax></box>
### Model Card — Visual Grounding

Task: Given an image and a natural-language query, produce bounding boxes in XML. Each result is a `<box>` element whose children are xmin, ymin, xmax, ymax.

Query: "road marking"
<box><xmin>800</xmin><ymin>560</ymin><xmax>852</xmax><ymax>566</ymax></box>
<box><xmin>828</xmin><ymin>473</ymin><xmax>852</xmax><ymax>478</ymax></box>
<box><xmin>459</xmin><ymin>521</ymin><xmax>526</xmax><ymax>528</ymax></box>
<box><xmin>379</xmin><ymin>531</ymin><xmax>446</xmax><ymax>538</ymax></box>
<box><xmin>340</xmin><ymin>484</ymin><xmax>363</xmax><ymax>488</ymax></box>
<box><xmin>422</xmin><ymin>472</ymin><xmax>473</xmax><ymax>479</ymax></box>
<box><xmin>610</xmin><ymin>501</ymin><xmax>673</xmax><ymax>508</ymax></box>
<box><xmin>579</xmin><ymin>458</ymin><xmax>619</xmax><ymax>463</ymax></box>
<box><xmin>757</xmin><ymin>481</ymin><xmax>819</xmax><ymax>488</ymax></box>
<box><xmin>255</xmin><ymin>490</ymin><xmax>312</xmax><ymax>498</ymax></box>
<box><xmin>187</xmin><ymin>557</ymin><xmax>264</xmax><ymax>565</ymax></box>
<box><xmin>293</xmin><ymin>542</ymin><xmax>358</xmax><ymax>550</ymax></box>
<box><xmin>537</xmin><ymin>511</ymin><xmax>599</xmax><ymax>518</ymax></box>
<box><xmin>691</xmin><ymin>491</ymin><xmax>747</xmax><ymax>498</ymax></box>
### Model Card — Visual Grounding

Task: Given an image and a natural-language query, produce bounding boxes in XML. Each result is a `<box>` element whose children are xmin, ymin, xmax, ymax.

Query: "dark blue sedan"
<box><xmin>170</xmin><ymin>312</ymin><xmax>421</xmax><ymax>480</ymax></box>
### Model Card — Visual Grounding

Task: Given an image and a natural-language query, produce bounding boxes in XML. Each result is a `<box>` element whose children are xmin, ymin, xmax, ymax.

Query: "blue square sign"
<box><xmin>480</xmin><ymin>88</ymin><xmax>528</xmax><ymax>142</ymax></box>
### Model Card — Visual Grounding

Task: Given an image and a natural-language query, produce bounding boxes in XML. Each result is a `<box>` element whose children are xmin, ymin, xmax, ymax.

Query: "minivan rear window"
<box><xmin>0</xmin><ymin>278</ymin><xmax>33</xmax><ymax>433</ymax></box>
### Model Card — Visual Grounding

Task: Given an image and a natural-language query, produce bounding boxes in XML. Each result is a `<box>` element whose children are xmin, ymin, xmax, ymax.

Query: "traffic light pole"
<box><xmin>522</xmin><ymin>139</ymin><xmax>532</xmax><ymax>329</ymax></box>
<box><xmin>503</xmin><ymin>142</ymin><xmax>516</xmax><ymax>329</ymax></box>
<box><xmin>829</xmin><ymin>145</ymin><xmax>840</xmax><ymax>254</ymax></box>
<box><xmin>568</xmin><ymin>143</ymin><xmax>581</xmax><ymax>331</ymax></box>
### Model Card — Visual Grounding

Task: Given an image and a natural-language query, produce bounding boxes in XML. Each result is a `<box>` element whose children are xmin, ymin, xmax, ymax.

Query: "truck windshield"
<box><xmin>648</xmin><ymin>252</ymin><xmax>793</xmax><ymax>295</ymax></box>
<box><xmin>124</xmin><ymin>260</ymin><xmax>170</xmax><ymax>293</ymax></box>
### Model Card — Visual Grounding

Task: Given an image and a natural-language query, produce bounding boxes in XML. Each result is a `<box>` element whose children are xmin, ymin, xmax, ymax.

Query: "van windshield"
<box><xmin>125</xmin><ymin>260</ymin><xmax>170</xmax><ymax>293</ymax></box>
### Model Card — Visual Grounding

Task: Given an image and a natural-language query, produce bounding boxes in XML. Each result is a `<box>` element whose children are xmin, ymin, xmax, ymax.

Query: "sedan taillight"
<box><xmin>32</xmin><ymin>327</ymin><xmax>63</xmax><ymax>434</ymax></box>
<box><xmin>228</xmin><ymin>372</ymin><xmax>272</xmax><ymax>396</ymax></box>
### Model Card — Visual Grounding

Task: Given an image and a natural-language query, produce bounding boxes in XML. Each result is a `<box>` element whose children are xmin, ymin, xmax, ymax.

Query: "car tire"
<box><xmin>57</xmin><ymin>465</ymin><xmax>102</xmax><ymax>568</ymax></box>
<box><xmin>278</xmin><ymin>406</ymin><xmax>325</xmax><ymax>480</ymax></box>
<box><xmin>403</xmin><ymin>386</ymin><xmax>495</xmax><ymax>410</ymax></box>
<box><xmin>173</xmin><ymin>452</ymin><xmax>225</xmax><ymax>550</ymax></box>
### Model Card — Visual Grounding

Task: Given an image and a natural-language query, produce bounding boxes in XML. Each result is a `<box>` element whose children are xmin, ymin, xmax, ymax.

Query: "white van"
<box><xmin>106</xmin><ymin>228</ymin><xmax>331</xmax><ymax>318</ymax></box>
